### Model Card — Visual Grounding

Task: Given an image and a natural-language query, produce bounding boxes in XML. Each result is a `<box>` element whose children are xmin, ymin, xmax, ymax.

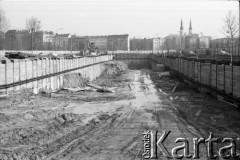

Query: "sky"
<box><xmin>0</xmin><ymin>0</ymin><xmax>239</xmax><ymax>38</ymax></box>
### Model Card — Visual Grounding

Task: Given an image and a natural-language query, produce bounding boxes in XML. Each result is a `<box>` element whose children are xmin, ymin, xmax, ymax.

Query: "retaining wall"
<box><xmin>113</xmin><ymin>52</ymin><xmax>151</xmax><ymax>69</ymax></box>
<box><xmin>112</xmin><ymin>51</ymin><xmax>240</xmax><ymax>103</ymax></box>
<box><xmin>0</xmin><ymin>54</ymin><xmax>113</xmax><ymax>94</ymax></box>
<box><xmin>150</xmin><ymin>54</ymin><xmax>240</xmax><ymax>102</ymax></box>
<box><xmin>0</xmin><ymin>50</ymin><xmax>80</xmax><ymax>56</ymax></box>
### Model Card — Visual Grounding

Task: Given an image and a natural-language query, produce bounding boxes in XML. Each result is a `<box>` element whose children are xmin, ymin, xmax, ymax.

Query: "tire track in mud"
<box><xmin>47</xmin><ymin>106</ymin><xmax>140</xmax><ymax>159</ymax></box>
<box><xmin>45</xmin><ymin>113</ymin><xmax>123</xmax><ymax>159</ymax></box>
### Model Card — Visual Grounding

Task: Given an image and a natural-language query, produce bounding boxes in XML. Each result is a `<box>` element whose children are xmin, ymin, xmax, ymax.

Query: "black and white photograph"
<box><xmin>0</xmin><ymin>0</ymin><xmax>240</xmax><ymax>159</ymax></box>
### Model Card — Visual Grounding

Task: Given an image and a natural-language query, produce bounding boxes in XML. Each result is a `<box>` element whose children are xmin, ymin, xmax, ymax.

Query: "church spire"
<box><xmin>180</xmin><ymin>19</ymin><xmax>183</xmax><ymax>30</ymax></box>
<box><xmin>189</xmin><ymin>19</ymin><xmax>192</xmax><ymax>35</ymax></box>
<box><xmin>180</xmin><ymin>19</ymin><xmax>184</xmax><ymax>37</ymax></box>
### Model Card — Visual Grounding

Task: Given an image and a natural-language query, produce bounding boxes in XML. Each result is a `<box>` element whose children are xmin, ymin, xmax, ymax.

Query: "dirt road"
<box><xmin>0</xmin><ymin>69</ymin><xmax>239</xmax><ymax>160</ymax></box>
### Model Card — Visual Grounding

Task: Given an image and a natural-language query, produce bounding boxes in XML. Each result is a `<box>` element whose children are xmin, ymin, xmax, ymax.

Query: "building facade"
<box><xmin>70</xmin><ymin>36</ymin><xmax>89</xmax><ymax>51</ymax></box>
<box><xmin>4</xmin><ymin>30</ymin><xmax>17</xmax><ymax>50</ymax></box>
<box><xmin>185</xmin><ymin>34</ymin><xmax>199</xmax><ymax>50</ymax></box>
<box><xmin>4</xmin><ymin>30</ymin><xmax>30</xmax><ymax>50</ymax></box>
<box><xmin>0</xmin><ymin>31</ymin><xmax>5</xmax><ymax>50</ymax></box>
<box><xmin>16</xmin><ymin>30</ymin><xmax>30</xmax><ymax>50</ymax></box>
<box><xmin>34</xmin><ymin>31</ymin><xmax>55</xmax><ymax>50</ymax></box>
<box><xmin>88</xmin><ymin>36</ymin><xmax>108</xmax><ymax>51</ymax></box>
<box><xmin>54</xmin><ymin>34</ymin><xmax>71</xmax><ymax>51</ymax></box>
<box><xmin>107</xmin><ymin>34</ymin><xmax>129</xmax><ymax>51</ymax></box>
<box><xmin>130</xmin><ymin>38</ymin><xmax>154</xmax><ymax>51</ymax></box>
<box><xmin>153</xmin><ymin>38</ymin><xmax>164</xmax><ymax>51</ymax></box>
<box><xmin>199</xmin><ymin>36</ymin><xmax>211</xmax><ymax>49</ymax></box>
<box><xmin>162</xmin><ymin>19</ymin><xmax>212</xmax><ymax>51</ymax></box>
<box><xmin>163</xmin><ymin>34</ymin><xmax>180</xmax><ymax>50</ymax></box>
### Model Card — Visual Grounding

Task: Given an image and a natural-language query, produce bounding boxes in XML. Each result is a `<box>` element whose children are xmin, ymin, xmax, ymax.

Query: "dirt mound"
<box><xmin>0</xmin><ymin>113</ymin><xmax>10</xmax><ymax>123</ymax></box>
<box><xmin>100</xmin><ymin>61</ymin><xmax>128</xmax><ymax>77</ymax></box>
<box><xmin>63</xmin><ymin>73</ymin><xmax>89</xmax><ymax>88</ymax></box>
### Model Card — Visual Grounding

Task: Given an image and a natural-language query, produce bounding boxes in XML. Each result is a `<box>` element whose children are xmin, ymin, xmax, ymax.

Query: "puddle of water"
<box><xmin>71</xmin><ymin>69</ymin><xmax>162</xmax><ymax>115</ymax></box>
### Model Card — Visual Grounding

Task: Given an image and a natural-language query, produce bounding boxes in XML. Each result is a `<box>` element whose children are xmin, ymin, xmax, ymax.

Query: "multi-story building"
<box><xmin>130</xmin><ymin>38</ymin><xmax>141</xmax><ymax>50</ymax></box>
<box><xmin>199</xmin><ymin>36</ymin><xmax>211</xmax><ymax>49</ymax></box>
<box><xmin>69</xmin><ymin>36</ymin><xmax>89</xmax><ymax>51</ymax></box>
<box><xmin>88</xmin><ymin>36</ymin><xmax>108</xmax><ymax>51</ymax></box>
<box><xmin>107</xmin><ymin>34</ymin><xmax>129</xmax><ymax>51</ymax></box>
<box><xmin>185</xmin><ymin>34</ymin><xmax>199</xmax><ymax>50</ymax></box>
<box><xmin>0</xmin><ymin>31</ymin><xmax>4</xmax><ymax>50</ymax></box>
<box><xmin>34</xmin><ymin>31</ymin><xmax>55</xmax><ymax>50</ymax></box>
<box><xmin>4</xmin><ymin>30</ymin><xmax>55</xmax><ymax>50</ymax></box>
<box><xmin>54</xmin><ymin>34</ymin><xmax>71</xmax><ymax>51</ymax></box>
<box><xmin>130</xmin><ymin>38</ymin><xmax>153</xmax><ymax>51</ymax></box>
<box><xmin>16</xmin><ymin>30</ymin><xmax>30</xmax><ymax>50</ymax></box>
<box><xmin>4</xmin><ymin>30</ymin><xmax>30</xmax><ymax>50</ymax></box>
<box><xmin>163</xmin><ymin>34</ymin><xmax>180</xmax><ymax>50</ymax></box>
<box><xmin>210</xmin><ymin>38</ymin><xmax>239</xmax><ymax>48</ymax></box>
<box><xmin>153</xmin><ymin>38</ymin><xmax>164</xmax><ymax>51</ymax></box>
<box><xmin>4</xmin><ymin>30</ymin><xmax>17</xmax><ymax>50</ymax></box>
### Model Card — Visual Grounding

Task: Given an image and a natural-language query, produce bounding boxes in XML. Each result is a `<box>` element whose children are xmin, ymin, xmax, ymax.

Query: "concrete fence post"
<box><xmin>6</xmin><ymin>60</ymin><xmax>14</xmax><ymax>92</ymax></box>
<box><xmin>0</xmin><ymin>61</ymin><xmax>6</xmax><ymax>87</ymax></box>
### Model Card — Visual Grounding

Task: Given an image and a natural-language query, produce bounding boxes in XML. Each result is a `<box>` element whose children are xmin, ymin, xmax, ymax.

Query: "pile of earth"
<box><xmin>62</xmin><ymin>73</ymin><xmax>89</xmax><ymax>88</ymax></box>
<box><xmin>100</xmin><ymin>61</ymin><xmax>128</xmax><ymax>77</ymax></box>
<box><xmin>94</xmin><ymin>61</ymin><xmax>129</xmax><ymax>87</ymax></box>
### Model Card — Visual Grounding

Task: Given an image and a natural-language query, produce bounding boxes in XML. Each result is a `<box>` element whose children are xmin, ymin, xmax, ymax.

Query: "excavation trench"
<box><xmin>0</xmin><ymin>61</ymin><xmax>239</xmax><ymax>160</ymax></box>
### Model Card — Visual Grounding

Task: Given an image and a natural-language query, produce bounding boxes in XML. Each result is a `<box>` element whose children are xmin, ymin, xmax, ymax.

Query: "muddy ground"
<box><xmin>0</xmin><ymin>63</ymin><xmax>239</xmax><ymax>160</ymax></box>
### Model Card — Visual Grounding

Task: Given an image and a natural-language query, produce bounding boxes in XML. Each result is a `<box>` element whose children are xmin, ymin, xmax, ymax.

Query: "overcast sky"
<box><xmin>1</xmin><ymin>0</ymin><xmax>239</xmax><ymax>38</ymax></box>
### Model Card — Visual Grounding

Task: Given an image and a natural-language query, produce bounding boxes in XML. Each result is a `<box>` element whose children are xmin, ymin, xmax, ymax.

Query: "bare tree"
<box><xmin>26</xmin><ymin>17</ymin><xmax>41</xmax><ymax>32</ymax></box>
<box><xmin>222</xmin><ymin>11</ymin><xmax>239</xmax><ymax>44</ymax></box>
<box><xmin>222</xmin><ymin>11</ymin><xmax>239</xmax><ymax>64</ymax></box>
<box><xmin>0</xmin><ymin>1</ymin><xmax>10</xmax><ymax>49</ymax></box>
<box><xmin>0</xmin><ymin>5</ymin><xmax>10</xmax><ymax>32</ymax></box>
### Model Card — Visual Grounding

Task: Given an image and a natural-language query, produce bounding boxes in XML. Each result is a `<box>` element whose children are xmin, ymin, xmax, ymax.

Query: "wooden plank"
<box><xmin>211</xmin><ymin>64</ymin><xmax>216</xmax><ymax>88</ymax></box>
<box><xmin>194</xmin><ymin>62</ymin><xmax>200</xmax><ymax>82</ymax></box>
<box><xmin>19</xmin><ymin>60</ymin><xmax>26</xmax><ymax>81</ymax></box>
<box><xmin>41</xmin><ymin>59</ymin><xmax>46</xmax><ymax>76</ymax></box>
<box><xmin>224</xmin><ymin>65</ymin><xmax>232</xmax><ymax>94</ymax></box>
<box><xmin>45</xmin><ymin>59</ymin><xmax>50</xmax><ymax>75</ymax></box>
<box><xmin>201</xmin><ymin>63</ymin><xmax>211</xmax><ymax>86</ymax></box>
<box><xmin>0</xmin><ymin>62</ymin><xmax>5</xmax><ymax>85</ymax></box>
<box><xmin>13</xmin><ymin>60</ymin><xmax>20</xmax><ymax>83</ymax></box>
<box><xmin>217</xmin><ymin>65</ymin><xmax>224</xmax><ymax>91</ymax></box>
<box><xmin>233</xmin><ymin>66</ymin><xmax>240</xmax><ymax>98</ymax></box>
<box><xmin>6</xmin><ymin>61</ymin><xmax>14</xmax><ymax>84</ymax></box>
<box><xmin>37</xmin><ymin>59</ymin><xmax>42</xmax><ymax>77</ymax></box>
<box><xmin>26</xmin><ymin>60</ymin><xmax>32</xmax><ymax>79</ymax></box>
<box><xmin>32</xmin><ymin>60</ymin><xmax>37</xmax><ymax>78</ymax></box>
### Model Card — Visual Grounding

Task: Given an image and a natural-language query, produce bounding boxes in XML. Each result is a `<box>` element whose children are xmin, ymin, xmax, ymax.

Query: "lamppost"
<box><xmin>55</xmin><ymin>28</ymin><xmax>63</xmax><ymax>52</ymax></box>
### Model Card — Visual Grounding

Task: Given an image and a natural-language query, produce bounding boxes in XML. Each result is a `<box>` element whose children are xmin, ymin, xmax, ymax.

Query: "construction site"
<box><xmin>0</xmin><ymin>0</ymin><xmax>240</xmax><ymax>159</ymax></box>
<box><xmin>0</xmin><ymin>51</ymin><xmax>239</xmax><ymax>160</ymax></box>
